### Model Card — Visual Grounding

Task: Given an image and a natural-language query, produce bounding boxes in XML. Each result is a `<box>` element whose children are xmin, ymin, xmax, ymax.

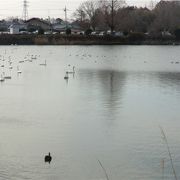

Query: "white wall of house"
<box><xmin>10</xmin><ymin>26</ymin><xmax>20</xmax><ymax>34</ymax></box>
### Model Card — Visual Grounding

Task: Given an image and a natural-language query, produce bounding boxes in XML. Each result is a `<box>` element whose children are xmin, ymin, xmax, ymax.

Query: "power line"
<box><xmin>0</xmin><ymin>0</ymin><xmax>162</xmax><ymax>19</ymax></box>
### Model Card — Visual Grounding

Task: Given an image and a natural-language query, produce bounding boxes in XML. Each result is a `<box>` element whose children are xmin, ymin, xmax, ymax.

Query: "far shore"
<box><xmin>0</xmin><ymin>34</ymin><xmax>179</xmax><ymax>45</ymax></box>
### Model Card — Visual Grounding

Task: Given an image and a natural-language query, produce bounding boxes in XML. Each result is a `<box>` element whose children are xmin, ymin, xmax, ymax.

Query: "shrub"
<box><xmin>128</xmin><ymin>32</ymin><xmax>145</xmax><ymax>41</ymax></box>
<box><xmin>123</xmin><ymin>31</ymin><xmax>129</xmax><ymax>36</ymax></box>
<box><xmin>174</xmin><ymin>29</ymin><xmax>180</xmax><ymax>40</ymax></box>
<box><xmin>85</xmin><ymin>29</ymin><xmax>93</xmax><ymax>36</ymax></box>
<box><xmin>66</xmin><ymin>28</ymin><xmax>71</xmax><ymax>35</ymax></box>
<box><xmin>38</xmin><ymin>28</ymin><xmax>44</xmax><ymax>35</ymax></box>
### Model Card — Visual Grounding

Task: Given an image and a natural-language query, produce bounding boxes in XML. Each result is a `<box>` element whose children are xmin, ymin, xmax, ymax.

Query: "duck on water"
<box><xmin>64</xmin><ymin>72</ymin><xmax>69</xmax><ymax>80</ymax></box>
<box><xmin>44</xmin><ymin>152</ymin><xmax>52</xmax><ymax>164</ymax></box>
<box><xmin>0</xmin><ymin>74</ymin><xmax>5</xmax><ymax>82</ymax></box>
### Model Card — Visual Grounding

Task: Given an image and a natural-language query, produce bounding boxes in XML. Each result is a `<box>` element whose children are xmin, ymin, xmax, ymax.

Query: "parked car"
<box><xmin>99</xmin><ymin>31</ymin><xmax>106</xmax><ymax>36</ymax></box>
<box><xmin>91</xmin><ymin>31</ymin><xmax>99</xmax><ymax>35</ymax></box>
<box><xmin>32</xmin><ymin>30</ymin><xmax>38</xmax><ymax>34</ymax></box>
<box><xmin>20</xmin><ymin>31</ymin><xmax>29</xmax><ymax>34</ymax></box>
<box><xmin>114</xmin><ymin>31</ymin><xmax>124</xmax><ymax>37</ymax></box>
<box><xmin>52</xmin><ymin>32</ymin><xmax>58</xmax><ymax>35</ymax></box>
<box><xmin>44</xmin><ymin>31</ymin><xmax>52</xmax><ymax>35</ymax></box>
<box><xmin>76</xmin><ymin>31</ymin><xmax>84</xmax><ymax>35</ymax></box>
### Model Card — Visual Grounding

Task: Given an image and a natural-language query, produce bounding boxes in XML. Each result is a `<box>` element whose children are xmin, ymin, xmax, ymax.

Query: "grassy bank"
<box><xmin>0</xmin><ymin>34</ymin><xmax>179</xmax><ymax>45</ymax></box>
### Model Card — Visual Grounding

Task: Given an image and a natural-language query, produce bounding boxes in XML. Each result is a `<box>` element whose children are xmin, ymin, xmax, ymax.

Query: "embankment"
<box><xmin>0</xmin><ymin>34</ymin><xmax>179</xmax><ymax>45</ymax></box>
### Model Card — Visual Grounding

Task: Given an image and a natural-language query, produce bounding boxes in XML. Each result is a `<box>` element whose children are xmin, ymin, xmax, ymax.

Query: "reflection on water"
<box><xmin>78</xmin><ymin>70</ymin><xmax>127</xmax><ymax>122</ymax></box>
<box><xmin>0</xmin><ymin>46</ymin><xmax>180</xmax><ymax>180</ymax></box>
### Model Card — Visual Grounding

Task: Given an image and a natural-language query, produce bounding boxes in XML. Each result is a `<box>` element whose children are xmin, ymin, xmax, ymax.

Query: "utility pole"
<box><xmin>48</xmin><ymin>10</ymin><xmax>52</xmax><ymax>33</ymax></box>
<box><xmin>22</xmin><ymin>0</ymin><xmax>29</xmax><ymax>21</ymax></box>
<box><xmin>111</xmin><ymin>0</ymin><xmax>114</xmax><ymax>34</ymax></box>
<box><xmin>80</xmin><ymin>10</ymin><xmax>84</xmax><ymax>23</ymax></box>
<box><xmin>148</xmin><ymin>0</ymin><xmax>155</xmax><ymax>10</ymax></box>
<box><xmin>64</xmin><ymin>6</ymin><xmax>68</xmax><ymax>29</ymax></box>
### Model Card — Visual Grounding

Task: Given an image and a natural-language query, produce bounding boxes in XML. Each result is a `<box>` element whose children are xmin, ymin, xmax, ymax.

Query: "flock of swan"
<box><xmin>0</xmin><ymin>48</ymin><xmax>77</xmax><ymax>85</ymax></box>
<box><xmin>0</xmin><ymin>51</ymin><xmax>47</xmax><ymax>83</ymax></box>
<box><xmin>64</xmin><ymin>66</ymin><xmax>75</xmax><ymax>80</ymax></box>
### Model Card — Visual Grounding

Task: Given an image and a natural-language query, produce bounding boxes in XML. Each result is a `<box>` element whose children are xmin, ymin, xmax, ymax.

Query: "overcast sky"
<box><xmin>0</xmin><ymin>0</ymin><xmax>159</xmax><ymax>20</ymax></box>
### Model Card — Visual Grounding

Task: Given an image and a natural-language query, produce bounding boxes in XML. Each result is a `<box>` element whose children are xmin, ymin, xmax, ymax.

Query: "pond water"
<box><xmin>0</xmin><ymin>45</ymin><xmax>180</xmax><ymax>180</ymax></box>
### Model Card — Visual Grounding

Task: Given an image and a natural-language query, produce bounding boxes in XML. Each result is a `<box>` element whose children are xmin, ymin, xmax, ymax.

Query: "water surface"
<box><xmin>0</xmin><ymin>45</ymin><xmax>180</xmax><ymax>180</ymax></box>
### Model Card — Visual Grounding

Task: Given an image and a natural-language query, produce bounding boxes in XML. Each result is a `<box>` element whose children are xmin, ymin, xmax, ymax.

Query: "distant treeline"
<box><xmin>73</xmin><ymin>0</ymin><xmax>180</xmax><ymax>37</ymax></box>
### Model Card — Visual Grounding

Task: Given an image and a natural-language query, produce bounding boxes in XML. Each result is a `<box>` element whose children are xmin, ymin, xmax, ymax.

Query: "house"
<box><xmin>26</xmin><ymin>18</ymin><xmax>51</xmax><ymax>32</ymax></box>
<box><xmin>52</xmin><ymin>23</ymin><xmax>67</xmax><ymax>32</ymax></box>
<box><xmin>9</xmin><ymin>24</ymin><xmax>19</xmax><ymax>34</ymax></box>
<box><xmin>0</xmin><ymin>20</ymin><xmax>8</xmax><ymax>32</ymax></box>
<box><xmin>70</xmin><ymin>21</ymin><xmax>83</xmax><ymax>34</ymax></box>
<box><xmin>52</xmin><ymin>20</ymin><xmax>83</xmax><ymax>34</ymax></box>
<box><xmin>9</xmin><ymin>22</ymin><xmax>27</xmax><ymax>34</ymax></box>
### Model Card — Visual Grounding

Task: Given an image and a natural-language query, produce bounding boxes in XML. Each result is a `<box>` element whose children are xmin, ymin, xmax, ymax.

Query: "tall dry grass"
<box><xmin>159</xmin><ymin>126</ymin><xmax>178</xmax><ymax>180</ymax></box>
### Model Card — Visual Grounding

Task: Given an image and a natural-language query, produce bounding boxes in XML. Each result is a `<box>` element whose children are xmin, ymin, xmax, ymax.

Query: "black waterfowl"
<box><xmin>44</xmin><ymin>152</ymin><xmax>52</xmax><ymax>163</ymax></box>
<box><xmin>64</xmin><ymin>72</ymin><xmax>69</xmax><ymax>79</ymax></box>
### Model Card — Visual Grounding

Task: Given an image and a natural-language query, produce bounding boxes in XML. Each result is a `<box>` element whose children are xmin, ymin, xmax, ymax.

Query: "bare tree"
<box><xmin>72</xmin><ymin>0</ymin><xmax>180</xmax><ymax>35</ymax></box>
<box><xmin>74</xmin><ymin>0</ymin><xmax>99</xmax><ymax>30</ymax></box>
<box><xmin>148</xmin><ymin>0</ymin><xmax>156</xmax><ymax>10</ymax></box>
<box><xmin>99</xmin><ymin>0</ymin><xmax>126</xmax><ymax>33</ymax></box>
<box><xmin>150</xmin><ymin>1</ymin><xmax>180</xmax><ymax>32</ymax></box>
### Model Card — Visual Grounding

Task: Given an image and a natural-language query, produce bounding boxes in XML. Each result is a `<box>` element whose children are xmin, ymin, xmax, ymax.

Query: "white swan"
<box><xmin>66</xmin><ymin>66</ymin><xmax>75</xmax><ymax>74</ymax></box>
<box><xmin>17</xmin><ymin>66</ymin><xmax>22</xmax><ymax>74</ymax></box>
<box><xmin>39</xmin><ymin>60</ymin><xmax>47</xmax><ymax>66</ymax></box>
<box><xmin>4</xmin><ymin>73</ymin><xmax>12</xmax><ymax>79</ymax></box>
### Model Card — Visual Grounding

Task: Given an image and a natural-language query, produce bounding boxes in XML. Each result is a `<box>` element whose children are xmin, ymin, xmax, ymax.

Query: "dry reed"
<box><xmin>159</xmin><ymin>126</ymin><xmax>178</xmax><ymax>180</ymax></box>
<box><xmin>97</xmin><ymin>159</ymin><xmax>110</xmax><ymax>180</ymax></box>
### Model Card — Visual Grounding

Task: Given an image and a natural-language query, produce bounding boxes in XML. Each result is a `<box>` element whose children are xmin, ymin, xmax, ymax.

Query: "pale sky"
<box><xmin>0</xmin><ymin>0</ymin><xmax>159</xmax><ymax>20</ymax></box>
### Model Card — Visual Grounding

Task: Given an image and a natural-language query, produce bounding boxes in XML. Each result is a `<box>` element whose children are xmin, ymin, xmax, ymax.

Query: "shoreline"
<box><xmin>0</xmin><ymin>34</ymin><xmax>179</xmax><ymax>45</ymax></box>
